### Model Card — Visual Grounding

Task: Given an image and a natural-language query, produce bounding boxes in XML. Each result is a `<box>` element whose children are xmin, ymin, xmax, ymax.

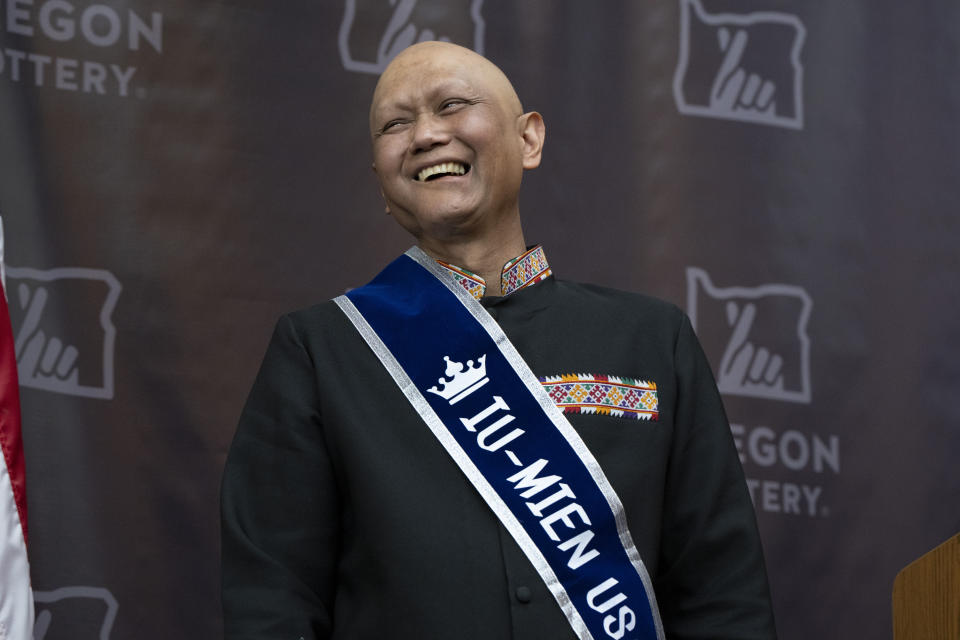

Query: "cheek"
<box><xmin>373</xmin><ymin>139</ymin><xmax>407</xmax><ymax>176</ymax></box>
<box><xmin>462</xmin><ymin>118</ymin><xmax>524</xmax><ymax>173</ymax></box>
<box><xmin>456</xmin><ymin>110</ymin><xmax>504</xmax><ymax>145</ymax></box>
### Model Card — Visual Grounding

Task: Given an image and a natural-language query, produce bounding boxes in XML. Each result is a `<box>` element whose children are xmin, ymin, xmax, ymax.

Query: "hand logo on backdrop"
<box><xmin>686</xmin><ymin>267</ymin><xmax>812</xmax><ymax>403</ymax></box>
<box><xmin>33</xmin><ymin>587</ymin><xmax>118</xmax><ymax>640</ymax></box>
<box><xmin>6</xmin><ymin>267</ymin><xmax>121</xmax><ymax>400</ymax></box>
<box><xmin>673</xmin><ymin>0</ymin><xmax>806</xmax><ymax>129</ymax></box>
<box><xmin>339</xmin><ymin>0</ymin><xmax>486</xmax><ymax>74</ymax></box>
<box><xmin>718</xmin><ymin>301</ymin><xmax>785</xmax><ymax>394</ymax></box>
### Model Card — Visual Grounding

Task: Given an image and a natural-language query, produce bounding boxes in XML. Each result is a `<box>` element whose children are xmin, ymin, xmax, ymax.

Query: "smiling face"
<box><xmin>369</xmin><ymin>42</ymin><xmax>544</xmax><ymax>248</ymax></box>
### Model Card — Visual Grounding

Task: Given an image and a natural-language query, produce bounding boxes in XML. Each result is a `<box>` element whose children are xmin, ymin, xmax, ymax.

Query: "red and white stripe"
<box><xmin>0</xmin><ymin>220</ymin><xmax>33</xmax><ymax>639</ymax></box>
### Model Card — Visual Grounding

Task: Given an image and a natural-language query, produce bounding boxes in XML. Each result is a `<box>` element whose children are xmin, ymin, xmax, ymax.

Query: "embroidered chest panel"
<box><xmin>539</xmin><ymin>374</ymin><xmax>659</xmax><ymax>421</ymax></box>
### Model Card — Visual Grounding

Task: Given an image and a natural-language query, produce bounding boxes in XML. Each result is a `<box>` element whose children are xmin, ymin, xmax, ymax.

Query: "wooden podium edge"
<box><xmin>892</xmin><ymin>532</ymin><xmax>960</xmax><ymax>640</ymax></box>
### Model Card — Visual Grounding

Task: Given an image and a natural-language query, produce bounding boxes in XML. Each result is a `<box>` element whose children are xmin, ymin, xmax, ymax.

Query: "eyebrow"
<box><xmin>376</xmin><ymin>78</ymin><xmax>479</xmax><ymax>114</ymax></box>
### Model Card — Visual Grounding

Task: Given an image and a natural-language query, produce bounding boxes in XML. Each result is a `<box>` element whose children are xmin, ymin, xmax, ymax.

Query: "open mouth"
<box><xmin>416</xmin><ymin>162</ymin><xmax>470</xmax><ymax>182</ymax></box>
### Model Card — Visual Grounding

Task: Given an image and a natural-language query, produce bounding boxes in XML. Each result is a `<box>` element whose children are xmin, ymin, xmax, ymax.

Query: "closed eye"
<box><xmin>378</xmin><ymin>119</ymin><xmax>409</xmax><ymax>135</ymax></box>
<box><xmin>439</xmin><ymin>97</ymin><xmax>479</xmax><ymax>112</ymax></box>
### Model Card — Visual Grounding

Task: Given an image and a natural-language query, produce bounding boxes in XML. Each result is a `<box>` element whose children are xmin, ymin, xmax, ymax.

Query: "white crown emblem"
<box><xmin>427</xmin><ymin>354</ymin><xmax>489</xmax><ymax>405</ymax></box>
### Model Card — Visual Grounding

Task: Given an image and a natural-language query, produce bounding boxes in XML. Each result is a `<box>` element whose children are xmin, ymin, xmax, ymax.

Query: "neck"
<box><xmin>418</xmin><ymin>218</ymin><xmax>527</xmax><ymax>297</ymax></box>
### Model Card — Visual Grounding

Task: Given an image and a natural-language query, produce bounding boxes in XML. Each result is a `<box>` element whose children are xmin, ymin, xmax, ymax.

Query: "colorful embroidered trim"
<box><xmin>539</xmin><ymin>374</ymin><xmax>659</xmax><ymax>421</ymax></box>
<box><xmin>437</xmin><ymin>261</ymin><xmax>486</xmax><ymax>301</ymax></box>
<box><xmin>437</xmin><ymin>245</ymin><xmax>553</xmax><ymax>300</ymax></box>
<box><xmin>501</xmin><ymin>246</ymin><xmax>552</xmax><ymax>296</ymax></box>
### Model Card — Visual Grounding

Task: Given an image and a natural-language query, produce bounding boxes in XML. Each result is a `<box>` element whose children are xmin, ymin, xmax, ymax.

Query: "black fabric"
<box><xmin>221</xmin><ymin>275</ymin><xmax>776</xmax><ymax>639</ymax></box>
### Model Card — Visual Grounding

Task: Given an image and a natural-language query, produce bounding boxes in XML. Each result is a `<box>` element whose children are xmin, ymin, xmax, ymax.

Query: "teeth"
<box><xmin>417</xmin><ymin>162</ymin><xmax>466</xmax><ymax>182</ymax></box>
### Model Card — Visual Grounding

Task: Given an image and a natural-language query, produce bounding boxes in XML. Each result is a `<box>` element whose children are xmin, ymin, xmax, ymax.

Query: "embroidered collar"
<box><xmin>436</xmin><ymin>245</ymin><xmax>553</xmax><ymax>300</ymax></box>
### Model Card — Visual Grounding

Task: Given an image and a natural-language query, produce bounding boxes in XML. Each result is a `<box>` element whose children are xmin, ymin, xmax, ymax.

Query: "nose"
<box><xmin>411</xmin><ymin>113</ymin><xmax>451</xmax><ymax>153</ymax></box>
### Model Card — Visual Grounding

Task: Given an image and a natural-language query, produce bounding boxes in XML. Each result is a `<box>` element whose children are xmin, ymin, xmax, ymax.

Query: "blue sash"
<box><xmin>335</xmin><ymin>247</ymin><xmax>664</xmax><ymax>640</ymax></box>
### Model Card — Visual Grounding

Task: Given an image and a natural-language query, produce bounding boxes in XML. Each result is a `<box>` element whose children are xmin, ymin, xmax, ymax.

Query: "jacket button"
<box><xmin>515</xmin><ymin>586</ymin><xmax>532</xmax><ymax>603</ymax></box>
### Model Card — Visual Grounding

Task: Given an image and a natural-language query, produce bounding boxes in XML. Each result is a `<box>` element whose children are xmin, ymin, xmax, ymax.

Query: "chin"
<box><xmin>412</xmin><ymin>202</ymin><xmax>484</xmax><ymax>229</ymax></box>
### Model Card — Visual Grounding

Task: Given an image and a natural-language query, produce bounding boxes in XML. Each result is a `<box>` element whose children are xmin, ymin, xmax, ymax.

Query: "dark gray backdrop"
<box><xmin>2</xmin><ymin>1</ymin><xmax>958</xmax><ymax>637</ymax></box>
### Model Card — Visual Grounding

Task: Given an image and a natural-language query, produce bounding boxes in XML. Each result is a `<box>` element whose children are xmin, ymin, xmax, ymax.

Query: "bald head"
<box><xmin>370</xmin><ymin>41</ymin><xmax>523</xmax><ymax>135</ymax></box>
<box><xmin>366</xmin><ymin>40</ymin><xmax>545</xmax><ymax>261</ymax></box>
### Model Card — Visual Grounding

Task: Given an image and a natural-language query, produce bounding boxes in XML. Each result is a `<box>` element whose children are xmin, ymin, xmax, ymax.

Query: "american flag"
<box><xmin>0</xmin><ymin>217</ymin><xmax>33</xmax><ymax>639</ymax></box>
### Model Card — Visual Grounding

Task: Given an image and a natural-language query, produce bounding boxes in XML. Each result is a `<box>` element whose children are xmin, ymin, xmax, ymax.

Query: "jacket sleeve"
<box><xmin>221</xmin><ymin>314</ymin><xmax>338</xmax><ymax>639</ymax></box>
<box><xmin>655</xmin><ymin>315</ymin><xmax>777</xmax><ymax>639</ymax></box>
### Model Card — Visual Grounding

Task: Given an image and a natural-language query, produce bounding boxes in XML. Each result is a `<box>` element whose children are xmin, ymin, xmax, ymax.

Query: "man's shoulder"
<box><xmin>550</xmin><ymin>278</ymin><xmax>686</xmax><ymax>323</ymax></box>
<box><xmin>283</xmin><ymin>298</ymin><xmax>345</xmax><ymax>321</ymax></box>
<box><xmin>270</xmin><ymin>298</ymin><xmax>356</xmax><ymax>343</ymax></box>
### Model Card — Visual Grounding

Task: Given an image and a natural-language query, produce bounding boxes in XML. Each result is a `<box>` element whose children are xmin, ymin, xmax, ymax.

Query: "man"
<box><xmin>221</xmin><ymin>42</ymin><xmax>776</xmax><ymax>639</ymax></box>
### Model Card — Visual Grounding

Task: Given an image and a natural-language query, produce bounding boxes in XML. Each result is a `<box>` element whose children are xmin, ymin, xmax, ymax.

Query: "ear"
<box><xmin>518</xmin><ymin>111</ymin><xmax>545</xmax><ymax>170</ymax></box>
